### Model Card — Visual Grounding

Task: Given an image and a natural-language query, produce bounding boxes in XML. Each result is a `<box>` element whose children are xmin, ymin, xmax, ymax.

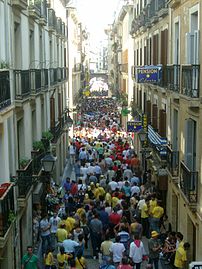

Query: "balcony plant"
<box><xmin>8</xmin><ymin>210</ymin><xmax>16</xmax><ymax>224</ymax></box>
<box><xmin>19</xmin><ymin>158</ymin><xmax>31</xmax><ymax>170</ymax></box>
<box><xmin>41</xmin><ymin>131</ymin><xmax>53</xmax><ymax>151</ymax></box>
<box><xmin>32</xmin><ymin>141</ymin><xmax>45</xmax><ymax>152</ymax></box>
<box><xmin>0</xmin><ymin>61</ymin><xmax>9</xmax><ymax>70</ymax></box>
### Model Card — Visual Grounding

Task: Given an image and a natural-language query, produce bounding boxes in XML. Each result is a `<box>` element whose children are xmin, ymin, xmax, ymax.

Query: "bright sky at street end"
<box><xmin>75</xmin><ymin>0</ymin><xmax>120</xmax><ymax>44</ymax></box>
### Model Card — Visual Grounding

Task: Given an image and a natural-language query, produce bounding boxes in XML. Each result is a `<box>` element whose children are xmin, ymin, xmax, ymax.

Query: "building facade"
<box><xmin>0</xmin><ymin>0</ymin><xmax>78</xmax><ymax>267</ymax></box>
<box><xmin>108</xmin><ymin>0</ymin><xmax>202</xmax><ymax>262</ymax></box>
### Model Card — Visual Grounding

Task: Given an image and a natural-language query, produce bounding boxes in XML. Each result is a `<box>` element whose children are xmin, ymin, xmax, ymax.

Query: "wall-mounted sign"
<box><xmin>136</xmin><ymin>65</ymin><xmax>162</xmax><ymax>83</ymax></box>
<box><xmin>127</xmin><ymin>121</ymin><xmax>142</xmax><ymax>132</ymax></box>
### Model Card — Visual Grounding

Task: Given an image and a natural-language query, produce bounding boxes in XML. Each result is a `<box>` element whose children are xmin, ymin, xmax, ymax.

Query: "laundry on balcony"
<box><xmin>148</xmin><ymin>125</ymin><xmax>167</xmax><ymax>156</ymax></box>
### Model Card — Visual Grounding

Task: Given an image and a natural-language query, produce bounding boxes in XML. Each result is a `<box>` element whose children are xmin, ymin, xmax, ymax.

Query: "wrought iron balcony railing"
<box><xmin>51</xmin><ymin>121</ymin><xmax>62</xmax><ymax>143</ymax></box>
<box><xmin>181</xmin><ymin>65</ymin><xmax>200</xmax><ymax>98</ymax></box>
<box><xmin>167</xmin><ymin>145</ymin><xmax>179</xmax><ymax>177</ymax></box>
<box><xmin>50</xmin><ymin>68</ymin><xmax>58</xmax><ymax>85</ymax></box>
<box><xmin>0</xmin><ymin>184</ymin><xmax>14</xmax><ymax>237</ymax></box>
<box><xmin>166</xmin><ymin>65</ymin><xmax>180</xmax><ymax>92</ymax></box>
<box><xmin>16</xmin><ymin>160</ymin><xmax>33</xmax><ymax>197</ymax></box>
<box><xmin>180</xmin><ymin>161</ymin><xmax>198</xmax><ymax>203</ymax></box>
<box><xmin>30</xmin><ymin>69</ymin><xmax>42</xmax><ymax>93</ymax></box>
<box><xmin>48</xmin><ymin>8</ymin><xmax>56</xmax><ymax>30</ymax></box>
<box><xmin>0</xmin><ymin>70</ymin><xmax>11</xmax><ymax>111</ymax></box>
<box><xmin>14</xmin><ymin>70</ymin><xmax>31</xmax><ymax>99</ymax></box>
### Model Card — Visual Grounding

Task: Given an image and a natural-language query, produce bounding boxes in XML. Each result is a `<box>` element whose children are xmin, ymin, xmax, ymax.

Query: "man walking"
<box><xmin>22</xmin><ymin>246</ymin><xmax>39</xmax><ymax>269</ymax></box>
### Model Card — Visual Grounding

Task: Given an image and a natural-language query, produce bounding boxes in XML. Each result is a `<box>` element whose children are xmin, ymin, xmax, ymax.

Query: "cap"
<box><xmin>151</xmin><ymin>231</ymin><xmax>159</xmax><ymax>238</ymax></box>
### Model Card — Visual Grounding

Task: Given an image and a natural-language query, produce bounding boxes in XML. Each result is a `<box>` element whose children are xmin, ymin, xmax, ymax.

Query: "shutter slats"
<box><xmin>159</xmin><ymin>109</ymin><xmax>166</xmax><ymax>137</ymax></box>
<box><xmin>50</xmin><ymin>97</ymin><xmax>55</xmax><ymax>129</ymax></box>
<box><xmin>152</xmin><ymin>104</ymin><xmax>158</xmax><ymax>130</ymax></box>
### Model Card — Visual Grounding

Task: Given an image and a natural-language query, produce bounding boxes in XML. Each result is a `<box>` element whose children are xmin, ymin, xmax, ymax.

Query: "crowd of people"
<box><xmin>22</xmin><ymin>97</ymin><xmax>190</xmax><ymax>269</ymax></box>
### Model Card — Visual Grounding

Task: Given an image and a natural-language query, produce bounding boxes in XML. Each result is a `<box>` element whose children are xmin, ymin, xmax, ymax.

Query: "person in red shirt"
<box><xmin>131</xmin><ymin>154</ymin><xmax>140</xmax><ymax>173</ymax></box>
<box><xmin>109</xmin><ymin>208</ymin><xmax>121</xmax><ymax>227</ymax></box>
<box><xmin>118</xmin><ymin>256</ymin><xmax>133</xmax><ymax>269</ymax></box>
<box><xmin>70</xmin><ymin>180</ymin><xmax>78</xmax><ymax>196</ymax></box>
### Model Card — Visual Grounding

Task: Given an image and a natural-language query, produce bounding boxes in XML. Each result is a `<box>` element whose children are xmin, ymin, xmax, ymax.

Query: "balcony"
<box><xmin>181</xmin><ymin>65</ymin><xmax>200</xmax><ymax>98</ymax></box>
<box><xmin>12</xmin><ymin>0</ymin><xmax>27</xmax><ymax>10</ymax></box>
<box><xmin>180</xmin><ymin>161</ymin><xmax>198</xmax><ymax>204</ymax></box>
<box><xmin>61</xmin><ymin>22</ymin><xmax>66</xmax><ymax>37</ymax></box>
<box><xmin>167</xmin><ymin>145</ymin><xmax>179</xmax><ymax>177</ymax></box>
<box><xmin>31</xmin><ymin>150</ymin><xmax>45</xmax><ymax>175</ymax></box>
<box><xmin>73</xmin><ymin>64</ymin><xmax>81</xmax><ymax>73</ymax></box>
<box><xmin>48</xmin><ymin>8</ymin><xmax>56</xmax><ymax>32</ymax></box>
<box><xmin>168</xmin><ymin>0</ymin><xmax>181</xmax><ymax>8</ymax></box>
<box><xmin>56</xmin><ymin>18</ymin><xmax>62</xmax><ymax>36</ymax></box>
<box><xmin>0</xmin><ymin>184</ymin><xmax>14</xmax><ymax>241</ymax></box>
<box><xmin>30</xmin><ymin>69</ymin><xmax>42</xmax><ymax>94</ymax></box>
<box><xmin>0</xmin><ymin>70</ymin><xmax>11</xmax><ymax>111</ymax></box>
<box><xmin>51</xmin><ymin>121</ymin><xmax>62</xmax><ymax>143</ymax></box>
<box><xmin>157</xmin><ymin>0</ymin><xmax>168</xmax><ymax>18</ymax></box>
<box><xmin>28</xmin><ymin>0</ymin><xmax>40</xmax><ymax>19</ymax></box>
<box><xmin>41</xmin><ymin>68</ymin><xmax>49</xmax><ymax>89</ymax></box>
<box><xmin>39</xmin><ymin>0</ymin><xmax>47</xmax><ymax>25</ymax></box>
<box><xmin>166</xmin><ymin>65</ymin><xmax>180</xmax><ymax>92</ymax></box>
<box><xmin>50</xmin><ymin>68</ymin><xmax>57</xmax><ymax>86</ymax></box>
<box><xmin>16</xmin><ymin>160</ymin><xmax>33</xmax><ymax>199</ymax></box>
<box><xmin>14</xmin><ymin>70</ymin><xmax>31</xmax><ymax>100</ymax></box>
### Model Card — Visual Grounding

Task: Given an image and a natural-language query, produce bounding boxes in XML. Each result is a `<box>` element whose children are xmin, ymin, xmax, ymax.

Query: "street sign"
<box><xmin>127</xmin><ymin>121</ymin><xmax>142</xmax><ymax>132</ymax></box>
<box><xmin>189</xmin><ymin>262</ymin><xmax>202</xmax><ymax>269</ymax></box>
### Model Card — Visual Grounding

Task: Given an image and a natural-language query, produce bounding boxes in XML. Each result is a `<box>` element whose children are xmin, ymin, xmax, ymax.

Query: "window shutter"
<box><xmin>139</xmin><ymin>89</ymin><xmax>142</xmax><ymax>110</ymax></box>
<box><xmin>140</xmin><ymin>47</ymin><xmax>142</xmax><ymax>66</ymax></box>
<box><xmin>149</xmin><ymin>37</ymin><xmax>152</xmax><ymax>65</ymax></box>
<box><xmin>58</xmin><ymin>92</ymin><xmax>61</xmax><ymax>120</ymax></box>
<box><xmin>146</xmin><ymin>100</ymin><xmax>151</xmax><ymax>124</ymax></box>
<box><xmin>152</xmin><ymin>35</ymin><xmax>156</xmax><ymax>65</ymax></box>
<box><xmin>152</xmin><ymin>104</ymin><xmax>158</xmax><ymax>130</ymax></box>
<box><xmin>50</xmin><ymin>97</ymin><xmax>55</xmax><ymax>129</ymax></box>
<box><xmin>194</xmin><ymin>30</ymin><xmax>200</xmax><ymax>64</ymax></box>
<box><xmin>144</xmin><ymin>45</ymin><xmax>147</xmax><ymax>65</ymax></box>
<box><xmin>159</xmin><ymin>109</ymin><xmax>166</xmax><ymax>137</ymax></box>
<box><xmin>185</xmin><ymin>33</ymin><xmax>194</xmax><ymax>64</ymax></box>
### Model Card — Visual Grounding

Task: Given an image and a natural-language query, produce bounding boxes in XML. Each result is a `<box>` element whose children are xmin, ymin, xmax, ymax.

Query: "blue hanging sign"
<box><xmin>127</xmin><ymin>121</ymin><xmax>142</xmax><ymax>132</ymax></box>
<box><xmin>136</xmin><ymin>65</ymin><xmax>162</xmax><ymax>83</ymax></box>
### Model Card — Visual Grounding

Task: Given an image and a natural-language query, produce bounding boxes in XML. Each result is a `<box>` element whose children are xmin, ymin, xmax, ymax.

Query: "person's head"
<box><xmin>27</xmin><ymin>246</ymin><xmax>33</xmax><ymax>255</ymax></box>
<box><xmin>66</xmin><ymin>177</ymin><xmax>70</xmax><ymax>182</ymax></box>
<box><xmin>122</xmin><ymin>256</ymin><xmax>129</xmax><ymax>265</ymax></box>
<box><xmin>115</xmin><ymin>235</ymin><xmax>121</xmax><ymax>243</ymax></box>
<box><xmin>184</xmin><ymin>242</ymin><xmax>190</xmax><ymax>250</ymax></box>
<box><xmin>176</xmin><ymin>232</ymin><xmax>183</xmax><ymax>242</ymax></box>
<box><xmin>151</xmin><ymin>231</ymin><xmax>159</xmax><ymax>239</ymax></box>
<box><xmin>60</xmin><ymin>246</ymin><xmax>65</xmax><ymax>254</ymax></box>
<box><xmin>134</xmin><ymin>233</ymin><xmax>140</xmax><ymax>240</ymax></box>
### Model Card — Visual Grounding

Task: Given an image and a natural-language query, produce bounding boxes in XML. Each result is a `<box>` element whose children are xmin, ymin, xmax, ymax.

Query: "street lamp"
<box><xmin>41</xmin><ymin>153</ymin><xmax>56</xmax><ymax>173</ymax></box>
<box><xmin>66</xmin><ymin>115</ymin><xmax>73</xmax><ymax>128</ymax></box>
<box><xmin>138</xmin><ymin>129</ymin><xmax>147</xmax><ymax>144</ymax></box>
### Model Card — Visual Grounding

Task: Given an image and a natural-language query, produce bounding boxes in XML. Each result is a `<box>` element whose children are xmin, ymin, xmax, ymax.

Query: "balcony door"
<box><xmin>185</xmin><ymin>118</ymin><xmax>196</xmax><ymax>171</ymax></box>
<box><xmin>172</xmin><ymin>109</ymin><xmax>178</xmax><ymax>151</ymax></box>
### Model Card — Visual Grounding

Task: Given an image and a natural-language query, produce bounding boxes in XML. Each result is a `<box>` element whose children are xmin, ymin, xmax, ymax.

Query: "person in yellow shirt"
<box><xmin>149</xmin><ymin>194</ymin><xmax>157</xmax><ymax>216</ymax></box>
<box><xmin>141</xmin><ymin>199</ymin><xmax>150</xmax><ymax>238</ymax></box>
<box><xmin>75</xmin><ymin>249</ymin><xmax>87</xmax><ymax>269</ymax></box>
<box><xmin>56</xmin><ymin>223</ymin><xmax>68</xmax><ymax>244</ymax></box>
<box><xmin>111</xmin><ymin>196</ymin><xmax>120</xmax><ymax>208</ymax></box>
<box><xmin>44</xmin><ymin>247</ymin><xmax>54</xmax><ymax>269</ymax></box>
<box><xmin>105</xmin><ymin>192</ymin><xmax>112</xmax><ymax>206</ymax></box>
<box><xmin>151</xmin><ymin>200</ymin><xmax>164</xmax><ymax>233</ymax></box>
<box><xmin>57</xmin><ymin>246</ymin><xmax>72</xmax><ymax>269</ymax></box>
<box><xmin>66</xmin><ymin>215</ymin><xmax>76</xmax><ymax>232</ymax></box>
<box><xmin>174</xmin><ymin>242</ymin><xmax>190</xmax><ymax>269</ymax></box>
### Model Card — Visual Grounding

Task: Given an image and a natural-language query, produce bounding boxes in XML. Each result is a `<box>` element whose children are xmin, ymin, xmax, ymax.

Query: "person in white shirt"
<box><xmin>129</xmin><ymin>234</ymin><xmax>146</xmax><ymax>267</ymax></box>
<box><xmin>109</xmin><ymin>235</ymin><xmax>125</xmax><ymax>266</ymax></box>
<box><xmin>49</xmin><ymin>213</ymin><xmax>61</xmax><ymax>249</ymax></box>
<box><xmin>108</xmin><ymin>178</ymin><xmax>118</xmax><ymax>191</ymax></box>
<box><xmin>131</xmin><ymin>182</ymin><xmax>141</xmax><ymax>196</ymax></box>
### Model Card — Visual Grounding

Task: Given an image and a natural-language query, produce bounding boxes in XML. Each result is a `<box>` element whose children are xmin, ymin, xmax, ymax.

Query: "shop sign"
<box><xmin>136</xmin><ymin>65</ymin><xmax>162</xmax><ymax>83</ymax></box>
<box><xmin>127</xmin><ymin>121</ymin><xmax>142</xmax><ymax>132</ymax></box>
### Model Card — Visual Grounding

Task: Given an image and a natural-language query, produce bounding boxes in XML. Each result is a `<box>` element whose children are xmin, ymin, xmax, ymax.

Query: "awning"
<box><xmin>148</xmin><ymin>125</ymin><xmax>167</xmax><ymax>155</ymax></box>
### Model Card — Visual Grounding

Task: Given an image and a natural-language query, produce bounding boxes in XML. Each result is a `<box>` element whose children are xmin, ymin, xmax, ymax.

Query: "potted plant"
<box><xmin>19</xmin><ymin>158</ymin><xmax>31</xmax><ymax>170</ymax></box>
<box><xmin>41</xmin><ymin>131</ymin><xmax>53</xmax><ymax>151</ymax></box>
<box><xmin>8</xmin><ymin>210</ymin><xmax>16</xmax><ymax>224</ymax></box>
<box><xmin>42</xmin><ymin>131</ymin><xmax>53</xmax><ymax>141</ymax></box>
<box><xmin>32</xmin><ymin>141</ymin><xmax>45</xmax><ymax>152</ymax></box>
<box><xmin>0</xmin><ymin>61</ymin><xmax>9</xmax><ymax>70</ymax></box>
